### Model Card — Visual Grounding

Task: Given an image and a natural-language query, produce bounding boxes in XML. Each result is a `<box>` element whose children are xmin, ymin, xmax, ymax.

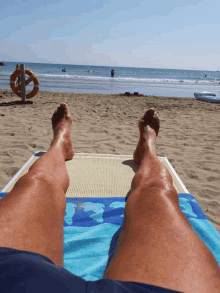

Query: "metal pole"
<box><xmin>20</xmin><ymin>64</ymin><xmax>26</xmax><ymax>102</ymax></box>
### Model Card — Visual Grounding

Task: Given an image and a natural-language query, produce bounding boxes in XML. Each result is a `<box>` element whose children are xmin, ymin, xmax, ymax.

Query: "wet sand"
<box><xmin>0</xmin><ymin>89</ymin><xmax>220</xmax><ymax>234</ymax></box>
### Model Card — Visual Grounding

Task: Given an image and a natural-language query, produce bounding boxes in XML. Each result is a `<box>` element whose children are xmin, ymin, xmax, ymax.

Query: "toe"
<box><xmin>140</xmin><ymin>109</ymin><xmax>160</xmax><ymax>136</ymax></box>
<box><xmin>60</xmin><ymin>103</ymin><xmax>71</xmax><ymax>119</ymax></box>
<box><xmin>51</xmin><ymin>110</ymin><xmax>58</xmax><ymax>127</ymax></box>
<box><xmin>51</xmin><ymin>104</ymin><xmax>72</xmax><ymax>130</ymax></box>
<box><xmin>51</xmin><ymin>105</ymin><xmax>64</xmax><ymax>128</ymax></box>
<box><xmin>143</xmin><ymin>109</ymin><xmax>155</xmax><ymax>124</ymax></box>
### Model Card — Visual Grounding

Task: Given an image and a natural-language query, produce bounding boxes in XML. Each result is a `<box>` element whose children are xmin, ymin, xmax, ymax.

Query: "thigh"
<box><xmin>103</xmin><ymin>188</ymin><xmax>220</xmax><ymax>293</ymax></box>
<box><xmin>0</xmin><ymin>175</ymin><xmax>66</xmax><ymax>266</ymax></box>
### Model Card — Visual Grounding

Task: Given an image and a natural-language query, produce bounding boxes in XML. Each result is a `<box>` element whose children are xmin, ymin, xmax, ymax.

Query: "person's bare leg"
<box><xmin>0</xmin><ymin>103</ymin><xmax>74</xmax><ymax>267</ymax></box>
<box><xmin>103</xmin><ymin>109</ymin><xmax>220</xmax><ymax>292</ymax></box>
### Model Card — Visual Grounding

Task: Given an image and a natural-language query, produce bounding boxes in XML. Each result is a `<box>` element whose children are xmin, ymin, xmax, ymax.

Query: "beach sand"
<box><xmin>0</xmin><ymin>89</ymin><xmax>220</xmax><ymax>234</ymax></box>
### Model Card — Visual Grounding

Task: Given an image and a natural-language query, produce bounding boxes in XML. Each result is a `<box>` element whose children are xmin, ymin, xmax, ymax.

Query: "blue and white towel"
<box><xmin>0</xmin><ymin>192</ymin><xmax>220</xmax><ymax>281</ymax></box>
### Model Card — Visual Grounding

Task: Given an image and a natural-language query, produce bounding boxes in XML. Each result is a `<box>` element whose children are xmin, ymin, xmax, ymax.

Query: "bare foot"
<box><xmin>133</xmin><ymin>109</ymin><xmax>160</xmax><ymax>165</ymax></box>
<box><xmin>51</xmin><ymin>103</ymin><xmax>75</xmax><ymax>161</ymax></box>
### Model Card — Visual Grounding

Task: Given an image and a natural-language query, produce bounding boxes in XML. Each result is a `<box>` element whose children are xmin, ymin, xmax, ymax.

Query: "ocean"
<box><xmin>1</xmin><ymin>61</ymin><xmax>220</xmax><ymax>98</ymax></box>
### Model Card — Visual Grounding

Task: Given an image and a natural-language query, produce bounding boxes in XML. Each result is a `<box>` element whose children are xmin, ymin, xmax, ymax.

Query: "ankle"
<box><xmin>49</xmin><ymin>143</ymin><xmax>67</xmax><ymax>162</ymax></box>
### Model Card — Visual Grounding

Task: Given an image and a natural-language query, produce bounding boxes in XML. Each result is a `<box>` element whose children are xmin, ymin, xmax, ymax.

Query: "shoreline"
<box><xmin>0</xmin><ymin>89</ymin><xmax>220</xmax><ymax>234</ymax></box>
<box><xmin>1</xmin><ymin>73</ymin><xmax>220</xmax><ymax>98</ymax></box>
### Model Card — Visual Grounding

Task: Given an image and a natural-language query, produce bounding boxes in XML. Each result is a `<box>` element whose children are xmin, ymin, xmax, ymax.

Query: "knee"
<box><xmin>129</xmin><ymin>180</ymin><xmax>179</xmax><ymax>210</ymax></box>
<box><xmin>142</xmin><ymin>180</ymin><xmax>179</xmax><ymax>204</ymax></box>
<box><xmin>14</xmin><ymin>170</ymin><xmax>55</xmax><ymax>193</ymax></box>
<box><xmin>13</xmin><ymin>170</ymin><xmax>66</xmax><ymax>211</ymax></box>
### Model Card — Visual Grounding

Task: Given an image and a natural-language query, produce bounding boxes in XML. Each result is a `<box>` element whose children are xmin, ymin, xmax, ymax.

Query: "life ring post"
<box><xmin>10</xmin><ymin>65</ymin><xmax>39</xmax><ymax>101</ymax></box>
<box><xmin>20</xmin><ymin>64</ymin><xmax>26</xmax><ymax>101</ymax></box>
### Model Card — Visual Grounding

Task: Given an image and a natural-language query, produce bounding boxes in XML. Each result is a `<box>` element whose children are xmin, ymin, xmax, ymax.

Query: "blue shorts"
<box><xmin>0</xmin><ymin>247</ymin><xmax>182</xmax><ymax>293</ymax></box>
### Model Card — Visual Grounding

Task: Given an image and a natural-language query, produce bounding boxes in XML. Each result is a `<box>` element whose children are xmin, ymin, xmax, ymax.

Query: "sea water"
<box><xmin>1</xmin><ymin>61</ymin><xmax>220</xmax><ymax>98</ymax></box>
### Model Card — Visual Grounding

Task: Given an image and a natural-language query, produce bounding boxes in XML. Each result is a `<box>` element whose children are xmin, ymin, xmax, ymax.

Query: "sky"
<box><xmin>0</xmin><ymin>0</ymin><xmax>220</xmax><ymax>70</ymax></box>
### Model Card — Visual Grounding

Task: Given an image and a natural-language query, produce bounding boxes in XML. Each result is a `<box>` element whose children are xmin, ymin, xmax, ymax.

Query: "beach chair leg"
<box><xmin>103</xmin><ymin>118</ymin><xmax>220</xmax><ymax>292</ymax></box>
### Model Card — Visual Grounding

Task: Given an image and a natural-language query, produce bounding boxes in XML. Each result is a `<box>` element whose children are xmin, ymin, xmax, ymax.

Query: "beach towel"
<box><xmin>0</xmin><ymin>191</ymin><xmax>219</xmax><ymax>281</ymax></box>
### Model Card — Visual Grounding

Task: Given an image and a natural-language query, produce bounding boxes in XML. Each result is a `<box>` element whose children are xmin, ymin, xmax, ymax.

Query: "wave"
<box><xmin>2</xmin><ymin>69</ymin><xmax>220</xmax><ymax>86</ymax></box>
<box><xmin>36</xmin><ymin>73</ymin><xmax>220</xmax><ymax>85</ymax></box>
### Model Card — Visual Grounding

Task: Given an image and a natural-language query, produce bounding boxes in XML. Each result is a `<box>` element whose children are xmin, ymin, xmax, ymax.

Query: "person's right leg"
<box><xmin>0</xmin><ymin>103</ymin><xmax>74</xmax><ymax>267</ymax></box>
<box><xmin>103</xmin><ymin>109</ymin><xmax>220</xmax><ymax>293</ymax></box>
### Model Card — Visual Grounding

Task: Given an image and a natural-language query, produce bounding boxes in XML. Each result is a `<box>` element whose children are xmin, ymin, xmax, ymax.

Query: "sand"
<box><xmin>0</xmin><ymin>89</ymin><xmax>220</xmax><ymax>234</ymax></box>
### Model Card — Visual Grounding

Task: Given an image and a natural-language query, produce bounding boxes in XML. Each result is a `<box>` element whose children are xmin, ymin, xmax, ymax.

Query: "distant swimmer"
<box><xmin>111</xmin><ymin>69</ymin><xmax>114</xmax><ymax>77</ymax></box>
<box><xmin>204</xmin><ymin>74</ymin><xmax>207</xmax><ymax>77</ymax></box>
<box><xmin>62</xmin><ymin>68</ymin><xmax>66</xmax><ymax>72</ymax></box>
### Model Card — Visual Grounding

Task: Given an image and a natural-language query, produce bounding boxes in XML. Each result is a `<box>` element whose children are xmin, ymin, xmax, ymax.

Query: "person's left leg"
<box><xmin>0</xmin><ymin>103</ymin><xmax>74</xmax><ymax>267</ymax></box>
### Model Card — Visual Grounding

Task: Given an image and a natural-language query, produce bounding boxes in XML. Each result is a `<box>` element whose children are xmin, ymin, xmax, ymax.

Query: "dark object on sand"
<box><xmin>0</xmin><ymin>62</ymin><xmax>6</xmax><ymax>66</ymax></box>
<box><xmin>111</xmin><ymin>69</ymin><xmax>114</xmax><ymax>77</ymax></box>
<box><xmin>120</xmin><ymin>92</ymin><xmax>144</xmax><ymax>97</ymax></box>
<box><xmin>62</xmin><ymin>68</ymin><xmax>66</xmax><ymax>72</ymax></box>
<box><xmin>0</xmin><ymin>100</ymin><xmax>33</xmax><ymax>106</ymax></box>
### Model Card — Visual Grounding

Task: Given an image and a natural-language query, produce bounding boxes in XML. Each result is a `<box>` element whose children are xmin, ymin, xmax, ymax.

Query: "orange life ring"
<box><xmin>10</xmin><ymin>69</ymin><xmax>39</xmax><ymax>99</ymax></box>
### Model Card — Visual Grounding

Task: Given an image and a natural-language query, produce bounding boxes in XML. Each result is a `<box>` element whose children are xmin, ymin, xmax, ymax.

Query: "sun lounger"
<box><xmin>1</xmin><ymin>151</ymin><xmax>220</xmax><ymax>280</ymax></box>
